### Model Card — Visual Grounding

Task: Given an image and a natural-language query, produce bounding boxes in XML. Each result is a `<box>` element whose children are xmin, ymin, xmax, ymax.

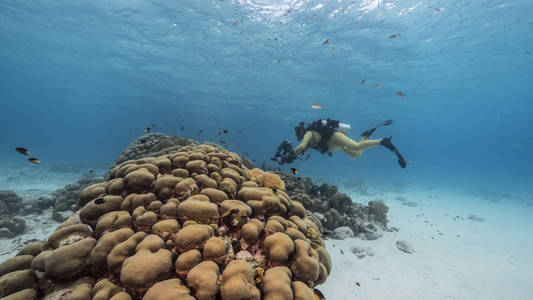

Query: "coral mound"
<box><xmin>114</xmin><ymin>133</ymin><xmax>199</xmax><ymax>166</ymax></box>
<box><xmin>277</xmin><ymin>172</ymin><xmax>389</xmax><ymax>239</ymax></box>
<box><xmin>0</xmin><ymin>144</ymin><xmax>330</xmax><ymax>299</ymax></box>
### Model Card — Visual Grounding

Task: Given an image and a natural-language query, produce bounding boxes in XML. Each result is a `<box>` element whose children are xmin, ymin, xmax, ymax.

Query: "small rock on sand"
<box><xmin>395</xmin><ymin>196</ymin><xmax>407</xmax><ymax>202</ymax></box>
<box><xmin>332</xmin><ymin>226</ymin><xmax>355</xmax><ymax>240</ymax></box>
<box><xmin>396</xmin><ymin>240</ymin><xmax>414</xmax><ymax>254</ymax></box>
<box><xmin>350</xmin><ymin>245</ymin><xmax>375</xmax><ymax>258</ymax></box>
<box><xmin>468</xmin><ymin>214</ymin><xmax>484</xmax><ymax>222</ymax></box>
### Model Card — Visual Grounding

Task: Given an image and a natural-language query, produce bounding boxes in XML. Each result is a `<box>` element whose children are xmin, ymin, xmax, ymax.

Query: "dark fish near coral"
<box><xmin>395</xmin><ymin>91</ymin><xmax>405</xmax><ymax>98</ymax></box>
<box><xmin>376</xmin><ymin>83</ymin><xmax>382</xmax><ymax>88</ymax></box>
<box><xmin>323</xmin><ymin>38</ymin><xmax>330</xmax><ymax>44</ymax></box>
<box><xmin>180</xmin><ymin>126</ymin><xmax>184</xmax><ymax>131</ymax></box>
<box><xmin>340</xmin><ymin>249</ymin><xmax>344</xmax><ymax>255</ymax></box>
<box><xmin>243</xmin><ymin>152</ymin><xmax>249</xmax><ymax>155</ymax></box>
<box><xmin>389</xmin><ymin>34</ymin><xmax>400</xmax><ymax>38</ymax></box>
<box><xmin>361</xmin><ymin>78</ymin><xmax>366</xmax><ymax>84</ymax></box>
<box><xmin>144</xmin><ymin>127</ymin><xmax>151</xmax><ymax>133</ymax></box>
<box><xmin>151</xmin><ymin>124</ymin><xmax>156</xmax><ymax>128</ymax></box>
<box><xmin>15</xmin><ymin>147</ymin><xmax>31</xmax><ymax>156</ymax></box>
<box><xmin>313</xmin><ymin>288</ymin><xmax>326</xmax><ymax>300</ymax></box>
<box><xmin>28</xmin><ymin>158</ymin><xmax>41</xmax><ymax>164</ymax></box>
<box><xmin>290</xmin><ymin>168</ymin><xmax>298</xmax><ymax>174</ymax></box>
<box><xmin>88</xmin><ymin>169</ymin><xmax>94</xmax><ymax>173</ymax></box>
<box><xmin>220</xmin><ymin>140</ymin><xmax>227</xmax><ymax>144</ymax></box>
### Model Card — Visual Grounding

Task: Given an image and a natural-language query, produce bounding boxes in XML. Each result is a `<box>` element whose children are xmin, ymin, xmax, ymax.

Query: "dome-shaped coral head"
<box><xmin>14</xmin><ymin>144</ymin><xmax>332</xmax><ymax>300</ymax></box>
<box><xmin>175</xmin><ymin>178</ymin><xmax>199</xmax><ymax>200</ymax></box>
<box><xmin>220</xmin><ymin>200</ymin><xmax>252</xmax><ymax>232</ymax></box>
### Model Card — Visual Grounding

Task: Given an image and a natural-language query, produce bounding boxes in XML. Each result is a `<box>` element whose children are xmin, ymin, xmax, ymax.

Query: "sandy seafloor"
<box><xmin>321</xmin><ymin>187</ymin><xmax>533</xmax><ymax>300</ymax></box>
<box><xmin>1</xmin><ymin>166</ymin><xmax>532</xmax><ymax>299</ymax></box>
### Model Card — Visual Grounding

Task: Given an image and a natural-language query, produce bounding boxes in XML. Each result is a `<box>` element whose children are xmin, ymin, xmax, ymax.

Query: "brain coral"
<box><xmin>0</xmin><ymin>144</ymin><xmax>331</xmax><ymax>300</ymax></box>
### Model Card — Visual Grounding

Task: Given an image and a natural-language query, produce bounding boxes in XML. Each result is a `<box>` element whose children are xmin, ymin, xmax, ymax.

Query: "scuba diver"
<box><xmin>271</xmin><ymin>119</ymin><xmax>406</xmax><ymax>168</ymax></box>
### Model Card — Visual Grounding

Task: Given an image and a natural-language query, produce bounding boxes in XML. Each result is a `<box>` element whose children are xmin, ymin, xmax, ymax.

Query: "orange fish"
<box><xmin>395</xmin><ymin>91</ymin><xmax>405</xmax><ymax>98</ymax></box>
<box><xmin>311</xmin><ymin>103</ymin><xmax>325</xmax><ymax>110</ymax></box>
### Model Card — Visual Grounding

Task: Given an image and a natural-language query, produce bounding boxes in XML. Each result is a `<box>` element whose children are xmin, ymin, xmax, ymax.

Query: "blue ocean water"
<box><xmin>1</xmin><ymin>0</ymin><xmax>531</xmax><ymax>190</ymax></box>
<box><xmin>1</xmin><ymin>2</ymin><xmax>533</xmax><ymax>299</ymax></box>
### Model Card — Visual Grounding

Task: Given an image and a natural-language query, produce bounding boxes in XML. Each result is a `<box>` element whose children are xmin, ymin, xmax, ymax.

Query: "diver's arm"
<box><xmin>293</xmin><ymin>131</ymin><xmax>313</xmax><ymax>155</ymax></box>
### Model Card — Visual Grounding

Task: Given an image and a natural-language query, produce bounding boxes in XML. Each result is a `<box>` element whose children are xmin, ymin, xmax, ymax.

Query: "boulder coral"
<box><xmin>0</xmin><ymin>144</ymin><xmax>330</xmax><ymax>299</ymax></box>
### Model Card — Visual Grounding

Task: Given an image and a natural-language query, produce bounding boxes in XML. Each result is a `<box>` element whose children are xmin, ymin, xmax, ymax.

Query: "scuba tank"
<box><xmin>338</xmin><ymin>122</ymin><xmax>351</xmax><ymax>133</ymax></box>
<box><xmin>320</xmin><ymin>119</ymin><xmax>351</xmax><ymax>133</ymax></box>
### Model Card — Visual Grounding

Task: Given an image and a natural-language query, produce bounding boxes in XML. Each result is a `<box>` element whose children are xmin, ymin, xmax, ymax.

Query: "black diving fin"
<box><xmin>382</xmin><ymin>119</ymin><xmax>393</xmax><ymax>126</ymax></box>
<box><xmin>381</xmin><ymin>137</ymin><xmax>406</xmax><ymax>168</ymax></box>
<box><xmin>362</xmin><ymin>119</ymin><xmax>393</xmax><ymax>138</ymax></box>
<box><xmin>395</xmin><ymin>148</ymin><xmax>407</xmax><ymax>168</ymax></box>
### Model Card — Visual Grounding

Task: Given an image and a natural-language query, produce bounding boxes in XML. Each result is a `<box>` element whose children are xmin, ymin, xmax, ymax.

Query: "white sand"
<box><xmin>321</xmin><ymin>188</ymin><xmax>533</xmax><ymax>300</ymax></box>
<box><xmin>0</xmin><ymin>165</ymin><xmax>103</xmax><ymax>261</ymax></box>
<box><xmin>0</xmin><ymin>209</ymin><xmax>58</xmax><ymax>261</ymax></box>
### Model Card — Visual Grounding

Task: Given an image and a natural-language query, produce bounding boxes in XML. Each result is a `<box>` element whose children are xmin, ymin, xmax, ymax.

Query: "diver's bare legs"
<box><xmin>293</xmin><ymin>131</ymin><xmax>322</xmax><ymax>155</ymax></box>
<box><xmin>327</xmin><ymin>132</ymin><xmax>381</xmax><ymax>158</ymax></box>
